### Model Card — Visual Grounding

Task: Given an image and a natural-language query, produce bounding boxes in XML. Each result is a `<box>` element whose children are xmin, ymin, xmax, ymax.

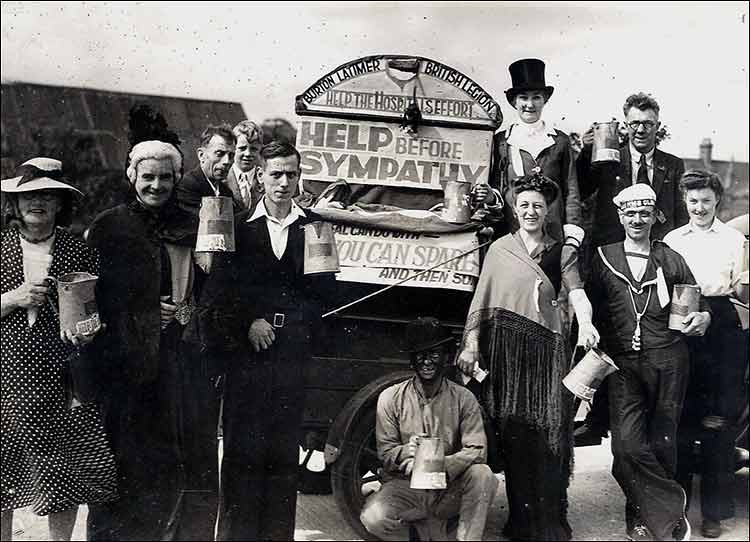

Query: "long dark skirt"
<box><xmin>498</xmin><ymin>408</ymin><xmax>574</xmax><ymax>541</ymax></box>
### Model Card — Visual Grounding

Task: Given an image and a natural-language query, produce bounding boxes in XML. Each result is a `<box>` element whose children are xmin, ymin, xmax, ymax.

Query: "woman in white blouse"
<box><xmin>664</xmin><ymin>169</ymin><xmax>748</xmax><ymax>539</ymax></box>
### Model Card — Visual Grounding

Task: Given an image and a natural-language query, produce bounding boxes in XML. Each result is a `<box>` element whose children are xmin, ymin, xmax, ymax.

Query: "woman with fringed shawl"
<box><xmin>458</xmin><ymin>172</ymin><xmax>599</xmax><ymax>541</ymax></box>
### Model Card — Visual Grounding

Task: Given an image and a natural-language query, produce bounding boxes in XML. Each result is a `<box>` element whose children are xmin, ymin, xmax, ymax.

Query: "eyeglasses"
<box><xmin>414</xmin><ymin>351</ymin><xmax>442</xmax><ymax>364</ymax></box>
<box><xmin>627</xmin><ymin>121</ymin><xmax>658</xmax><ymax>131</ymax></box>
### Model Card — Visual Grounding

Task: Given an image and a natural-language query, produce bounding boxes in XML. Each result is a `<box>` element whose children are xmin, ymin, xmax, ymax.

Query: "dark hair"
<box><xmin>623</xmin><ymin>92</ymin><xmax>660</xmax><ymax>117</ymax></box>
<box><xmin>3</xmin><ymin>190</ymin><xmax>74</xmax><ymax>228</ymax></box>
<box><xmin>259</xmin><ymin>140</ymin><xmax>301</xmax><ymax>167</ymax></box>
<box><xmin>199</xmin><ymin>124</ymin><xmax>236</xmax><ymax>148</ymax></box>
<box><xmin>679</xmin><ymin>169</ymin><xmax>724</xmax><ymax>199</ymax></box>
<box><xmin>513</xmin><ymin>172</ymin><xmax>559</xmax><ymax>205</ymax></box>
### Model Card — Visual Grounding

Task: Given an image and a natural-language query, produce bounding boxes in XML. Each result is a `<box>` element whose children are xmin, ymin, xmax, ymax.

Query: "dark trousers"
<box><xmin>676</xmin><ymin>297</ymin><xmax>748</xmax><ymax>523</ymax></box>
<box><xmin>609</xmin><ymin>341</ymin><xmax>690</xmax><ymax>540</ymax></box>
<box><xmin>216</xmin><ymin>324</ymin><xmax>308</xmax><ymax>541</ymax></box>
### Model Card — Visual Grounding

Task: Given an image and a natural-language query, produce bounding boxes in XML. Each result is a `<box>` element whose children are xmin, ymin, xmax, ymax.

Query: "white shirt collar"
<box><xmin>232</xmin><ymin>164</ymin><xmax>245</xmax><ymax>180</ymax></box>
<box><xmin>680</xmin><ymin>216</ymin><xmax>725</xmax><ymax>235</ymax></box>
<box><xmin>630</xmin><ymin>144</ymin><xmax>655</xmax><ymax>166</ymax></box>
<box><xmin>248</xmin><ymin>198</ymin><xmax>306</xmax><ymax>224</ymax></box>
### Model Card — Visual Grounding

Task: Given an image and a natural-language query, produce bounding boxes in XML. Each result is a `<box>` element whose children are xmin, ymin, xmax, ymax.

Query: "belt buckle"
<box><xmin>273</xmin><ymin>313</ymin><xmax>286</xmax><ymax>328</ymax></box>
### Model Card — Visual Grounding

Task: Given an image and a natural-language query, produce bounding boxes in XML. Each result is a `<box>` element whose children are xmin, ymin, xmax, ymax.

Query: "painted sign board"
<box><xmin>298</xmin><ymin>116</ymin><xmax>492</xmax><ymax>190</ymax></box>
<box><xmin>332</xmin><ymin>225</ymin><xmax>480</xmax><ymax>292</ymax></box>
<box><xmin>296</xmin><ymin>55</ymin><xmax>502</xmax><ymax>128</ymax></box>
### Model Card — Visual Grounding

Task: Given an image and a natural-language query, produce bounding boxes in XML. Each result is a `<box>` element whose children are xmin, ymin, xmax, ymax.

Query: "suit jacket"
<box><xmin>224</xmin><ymin>167</ymin><xmax>263</xmax><ymax>212</ymax></box>
<box><xmin>197</xmin><ymin>208</ymin><xmax>337</xmax><ymax>358</ymax></box>
<box><xmin>577</xmin><ymin>144</ymin><xmax>688</xmax><ymax>246</ymax></box>
<box><xmin>176</xmin><ymin>167</ymin><xmax>236</xmax><ymax>216</ymax></box>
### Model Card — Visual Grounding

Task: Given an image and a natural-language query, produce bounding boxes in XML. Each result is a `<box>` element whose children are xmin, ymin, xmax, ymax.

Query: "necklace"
<box><xmin>18</xmin><ymin>228</ymin><xmax>55</xmax><ymax>244</ymax></box>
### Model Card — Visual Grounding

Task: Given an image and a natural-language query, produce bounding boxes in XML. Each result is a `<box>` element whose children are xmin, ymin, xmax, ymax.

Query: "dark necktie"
<box><xmin>636</xmin><ymin>153</ymin><xmax>649</xmax><ymax>184</ymax></box>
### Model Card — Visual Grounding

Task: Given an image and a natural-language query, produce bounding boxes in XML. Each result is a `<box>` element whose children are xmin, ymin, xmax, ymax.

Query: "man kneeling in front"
<box><xmin>360</xmin><ymin>317</ymin><xmax>498</xmax><ymax>541</ymax></box>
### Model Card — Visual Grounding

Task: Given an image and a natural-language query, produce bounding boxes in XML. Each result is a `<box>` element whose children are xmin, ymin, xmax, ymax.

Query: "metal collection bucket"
<box><xmin>442</xmin><ymin>180</ymin><xmax>473</xmax><ymax>224</ymax></box>
<box><xmin>563</xmin><ymin>347</ymin><xmax>619</xmax><ymax>402</ymax></box>
<box><xmin>303</xmin><ymin>221</ymin><xmax>340</xmax><ymax>275</ymax></box>
<box><xmin>196</xmin><ymin>196</ymin><xmax>235</xmax><ymax>252</ymax></box>
<box><xmin>57</xmin><ymin>272</ymin><xmax>100</xmax><ymax>336</ymax></box>
<box><xmin>591</xmin><ymin>121</ymin><xmax>621</xmax><ymax>163</ymax></box>
<box><xmin>410</xmin><ymin>437</ymin><xmax>447</xmax><ymax>490</ymax></box>
<box><xmin>668</xmin><ymin>284</ymin><xmax>701</xmax><ymax>331</ymax></box>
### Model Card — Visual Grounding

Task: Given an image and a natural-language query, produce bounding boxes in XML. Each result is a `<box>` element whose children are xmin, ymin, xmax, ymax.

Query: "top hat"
<box><xmin>505</xmin><ymin>58</ymin><xmax>555</xmax><ymax>106</ymax></box>
<box><xmin>1</xmin><ymin>157</ymin><xmax>83</xmax><ymax>196</ymax></box>
<box><xmin>401</xmin><ymin>317</ymin><xmax>455</xmax><ymax>354</ymax></box>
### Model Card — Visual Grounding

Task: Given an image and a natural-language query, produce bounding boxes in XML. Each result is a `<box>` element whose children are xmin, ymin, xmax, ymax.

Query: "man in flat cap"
<box><xmin>588</xmin><ymin>184</ymin><xmax>710</xmax><ymax>541</ymax></box>
<box><xmin>360</xmin><ymin>317</ymin><xmax>497</xmax><ymax>541</ymax></box>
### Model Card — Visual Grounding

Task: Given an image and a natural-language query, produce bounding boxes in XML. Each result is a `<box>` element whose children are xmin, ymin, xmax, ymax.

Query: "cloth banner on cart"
<box><xmin>332</xmin><ymin>224</ymin><xmax>480</xmax><ymax>292</ymax></box>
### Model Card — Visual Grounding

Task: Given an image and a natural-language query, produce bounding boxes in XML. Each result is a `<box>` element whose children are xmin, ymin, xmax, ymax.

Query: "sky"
<box><xmin>2</xmin><ymin>1</ymin><xmax>748</xmax><ymax>162</ymax></box>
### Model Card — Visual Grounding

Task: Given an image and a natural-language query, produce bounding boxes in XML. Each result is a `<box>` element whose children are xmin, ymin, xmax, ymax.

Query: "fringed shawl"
<box><xmin>463</xmin><ymin>233</ymin><xmax>573</xmax><ymax>455</ymax></box>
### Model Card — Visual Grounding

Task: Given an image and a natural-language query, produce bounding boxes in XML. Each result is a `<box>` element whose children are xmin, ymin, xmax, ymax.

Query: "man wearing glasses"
<box><xmin>574</xmin><ymin>93</ymin><xmax>688</xmax><ymax>447</ymax></box>
<box><xmin>578</xmin><ymin>92</ymin><xmax>688</xmax><ymax>247</ymax></box>
<box><xmin>588</xmin><ymin>184</ymin><xmax>710</xmax><ymax>541</ymax></box>
<box><xmin>360</xmin><ymin>317</ymin><xmax>497</xmax><ymax>541</ymax></box>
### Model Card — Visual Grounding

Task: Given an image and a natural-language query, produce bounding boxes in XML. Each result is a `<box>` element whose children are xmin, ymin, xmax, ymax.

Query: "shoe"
<box><xmin>735</xmin><ymin>447</ymin><xmax>750</xmax><ymax>471</ymax></box>
<box><xmin>701</xmin><ymin>519</ymin><xmax>721</xmax><ymax>538</ymax></box>
<box><xmin>627</xmin><ymin>523</ymin><xmax>653</xmax><ymax>541</ymax></box>
<box><xmin>672</xmin><ymin>517</ymin><xmax>691</xmax><ymax>541</ymax></box>
<box><xmin>573</xmin><ymin>423</ymin><xmax>606</xmax><ymax>447</ymax></box>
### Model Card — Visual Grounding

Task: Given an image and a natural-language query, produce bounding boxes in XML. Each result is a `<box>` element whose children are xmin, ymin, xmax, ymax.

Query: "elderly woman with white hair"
<box><xmin>82</xmin><ymin>114</ymin><xmax>217</xmax><ymax>540</ymax></box>
<box><xmin>1</xmin><ymin>158</ymin><xmax>117</xmax><ymax>541</ymax></box>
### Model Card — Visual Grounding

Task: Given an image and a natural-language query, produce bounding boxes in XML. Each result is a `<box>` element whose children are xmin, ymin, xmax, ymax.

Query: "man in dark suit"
<box><xmin>574</xmin><ymin>92</ymin><xmax>688</xmax><ymax>446</ymax></box>
<box><xmin>200</xmin><ymin>141</ymin><xmax>336</xmax><ymax>540</ymax></box>
<box><xmin>224</xmin><ymin>120</ymin><xmax>264</xmax><ymax>211</ymax></box>
<box><xmin>176</xmin><ymin>123</ymin><xmax>236</xmax><ymax>216</ymax></box>
<box><xmin>577</xmin><ymin>92</ymin><xmax>688</xmax><ymax>246</ymax></box>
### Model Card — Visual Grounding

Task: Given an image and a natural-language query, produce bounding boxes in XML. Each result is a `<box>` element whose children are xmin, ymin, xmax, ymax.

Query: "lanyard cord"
<box><xmin>627</xmin><ymin>285</ymin><xmax>652</xmax><ymax>351</ymax></box>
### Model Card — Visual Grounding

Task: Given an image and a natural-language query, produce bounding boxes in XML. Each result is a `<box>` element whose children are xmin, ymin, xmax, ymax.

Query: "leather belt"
<box><xmin>264</xmin><ymin>311</ymin><xmax>303</xmax><ymax>328</ymax></box>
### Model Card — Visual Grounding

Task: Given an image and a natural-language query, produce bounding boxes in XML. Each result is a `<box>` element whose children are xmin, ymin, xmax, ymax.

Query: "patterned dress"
<box><xmin>1</xmin><ymin>227</ymin><xmax>117</xmax><ymax>515</ymax></box>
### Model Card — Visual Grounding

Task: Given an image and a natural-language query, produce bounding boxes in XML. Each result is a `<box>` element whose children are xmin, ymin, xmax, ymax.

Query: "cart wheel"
<box><xmin>330</xmin><ymin>405</ymin><xmax>382</xmax><ymax>541</ymax></box>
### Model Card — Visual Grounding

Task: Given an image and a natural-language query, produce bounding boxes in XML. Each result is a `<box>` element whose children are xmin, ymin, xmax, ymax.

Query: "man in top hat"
<box><xmin>360</xmin><ymin>317</ymin><xmax>498</xmax><ymax>541</ymax></box>
<box><xmin>588</xmin><ymin>183</ymin><xmax>710</xmax><ymax>541</ymax></box>
<box><xmin>575</xmin><ymin>92</ymin><xmax>688</xmax><ymax>448</ymax></box>
<box><xmin>224</xmin><ymin>120</ymin><xmax>264</xmax><ymax>211</ymax></box>
<box><xmin>478</xmin><ymin>58</ymin><xmax>582</xmax><ymax>243</ymax></box>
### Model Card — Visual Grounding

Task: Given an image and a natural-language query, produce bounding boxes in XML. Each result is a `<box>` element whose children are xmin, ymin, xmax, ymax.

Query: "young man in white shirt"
<box><xmin>203</xmin><ymin>141</ymin><xmax>337</xmax><ymax>541</ymax></box>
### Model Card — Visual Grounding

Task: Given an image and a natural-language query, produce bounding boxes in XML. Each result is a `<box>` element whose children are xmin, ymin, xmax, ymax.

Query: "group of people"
<box><xmin>0</xmin><ymin>56</ymin><xmax>747</xmax><ymax>542</ymax></box>
<box><xmin>1</xmin><ymin>109</ymin><xmax>334</xmax><ymax>541</ymax></box>
<box><xmin>360</xmin><ymin>59</ymin><xmax>747</xmax><ymax>542</ymax></box>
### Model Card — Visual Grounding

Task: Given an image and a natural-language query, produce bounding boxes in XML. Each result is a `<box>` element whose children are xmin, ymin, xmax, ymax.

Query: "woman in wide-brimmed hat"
<box><xmin>1</xmin><ymin>158</ymin><xmax>117</xmax><ymax>541</ymax></box>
